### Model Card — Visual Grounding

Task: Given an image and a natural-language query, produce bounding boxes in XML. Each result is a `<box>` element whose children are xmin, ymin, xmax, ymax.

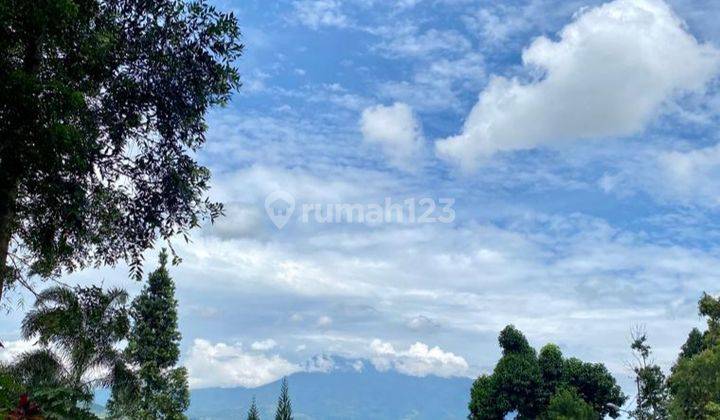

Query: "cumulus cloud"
<box><xmin>437</xmin><ymin>0</ymin><xmax>720</xmax><ymax>170</ymax></box>
<box><xmin>360</xmin><ymin>102</ymin><xmax>424</xmax><ymax>170</ymax></box>
<box><xmin>369</xmin><ymin>339</ymin><xmax>469</xmax><ymax>378</ymax></box>
<box><xmin>186</xmin><ymin>339</ymin><xmax>300</xmax><ymax>389</ymax></box>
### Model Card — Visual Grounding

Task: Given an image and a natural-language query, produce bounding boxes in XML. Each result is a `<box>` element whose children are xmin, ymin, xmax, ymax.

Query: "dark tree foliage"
<box><xmin>699</xmin><ymin>292</ymin><xmax>720</xmax><ymax>347</ymax></box>
<box><xmin>0</xmin><ymin>0</ymin><xmax>243</xmax><ymax>306</ymax></box>
<box><xmin>563</xmin><ymin>358</ymin><xmax>625</xmax><ymax>417</ymax></box>
<box><xmin>468</xmin><ymin>375</ymin><xmax>502</xmax><ymax>419</ymax></box>
<box><xmin>107</xmin><ymin>250</ymin><xmax>189</xmax><ymax>419</ymax></box>
<box><xmin>275</xmin><ymin>377</ymin><xmax>293</xmax><ymax>420</ymax></box>
<box><xmin>247</xmin><ymin>397</ymin><xmax>261</xmax><ymax>420</ymax></box>
<box><xmin>541</xmin><ymin>387</ymin><xmax>596</xmax><ymax>420</ymax></box>
<box><xmin>539</xmin><ymin>344</ymin><xmax>565</xmax><ymax>403</ymax></box>
<box><xmin>677</xmin><ymin>328</ymin><xmax>705</xmax><ymax>362</ymax></box>
<box><xmin>468</xmin><ymin>325</ymin><xmax>625</xmax><ymax>420</ymax></box>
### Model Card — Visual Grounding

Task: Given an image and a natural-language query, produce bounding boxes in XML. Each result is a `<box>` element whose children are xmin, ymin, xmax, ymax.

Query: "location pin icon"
<box><xmin>265</xmin><ymin>191</ymin><xmax>296</xmax><ymax>229</ymax></box>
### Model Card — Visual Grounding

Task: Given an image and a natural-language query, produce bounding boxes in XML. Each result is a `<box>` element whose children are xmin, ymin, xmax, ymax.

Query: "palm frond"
<box><xmin>11</xmin><ymin>348</ymin><xmax>65</xmax><ymax>389</ymax></box>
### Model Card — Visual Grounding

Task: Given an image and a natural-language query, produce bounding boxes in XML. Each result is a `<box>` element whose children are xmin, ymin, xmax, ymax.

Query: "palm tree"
<box><xmin>12</xmin><ymin>285</ymin><xmax>130</xmax><ymax>400</ymax></box>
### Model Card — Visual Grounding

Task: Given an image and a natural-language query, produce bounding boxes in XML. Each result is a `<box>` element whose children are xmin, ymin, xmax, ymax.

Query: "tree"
<box><xmin>541</xmin><ymin>387</ymin><xmax>596</xmax><ymax>420</ymax></box>
<box><xmin>107</xmin><ymin>250</ymin><xmax>189</xmax><ymax>419</ymax></box>
<box><xmin>247</xmin><ymin>397</ymin><xmax>261</xmax><ymax>420</ymax></box>
<box><xmin>539</xmin><ymin>344</ymin><xmax>565</xmax><ymax>405</ymax></box>
<box><xmin>677</xmin><ymin>328</ymin><xmax>704</xmax><ymax>363</ymax></box>
<box><xmin>562</xmin><ymin>357</ymin><xmax>625</xmax><ymax>418</ymax></box>
<box><xmin>629</xmin><ymin>329</ymin><xmax>668</xmax><ymax>419</ymax></box>
<box><xmin>468</xmin><ymin>325</ymin><xmax>625</xmax><ymax>420</ymax></box>
<box><xmin>668</xmin><ymin>293</ymin><xmax>720</xmax><ymax>418</ymax></box>
<box><xmin>275</xmin><ymin>377</ymin><xmax>293</xmax><ymax>420</ymax></box>
<box><xmin>668</xmin><ymin>346</ymin><xmax>720</xmax><ymax>419</ymax></box>
<box><xmin>0</xmin><ymin>0</ymin><xmax>243</xmax><ymax>306</ymax></box>
<box><xmin>11</xmin><ymin>285</ymin><xmax>129</xmax><ymax>418</ymax></box>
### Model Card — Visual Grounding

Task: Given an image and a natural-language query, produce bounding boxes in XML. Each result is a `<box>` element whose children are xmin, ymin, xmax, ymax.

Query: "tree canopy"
<box><xmin>668</xmin><ymin>293</ymin><xmax>720</xmax><ymax>418</ymax></box>
<box><xmin>0</xmin><ymin>0</ymin><xmax>243</xmax><ymax>306</ymax></box>
<box><xmin>468</xmin><ymin>325</ymin><xmax>626</xmax><ymax>419</ymax></box>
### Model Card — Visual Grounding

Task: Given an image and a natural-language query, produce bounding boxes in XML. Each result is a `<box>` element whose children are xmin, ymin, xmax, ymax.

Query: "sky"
<box><xmin>5</xmin><ymin>0</ymin><xmax>720</xmax><ymax>401</ymax></box>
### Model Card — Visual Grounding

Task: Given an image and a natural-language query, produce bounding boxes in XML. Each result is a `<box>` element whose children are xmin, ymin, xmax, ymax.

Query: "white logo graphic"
<box><xmin>265</xmin><ymin>191</ymin><xmax>296</xmax><ymax>229</ymax></box>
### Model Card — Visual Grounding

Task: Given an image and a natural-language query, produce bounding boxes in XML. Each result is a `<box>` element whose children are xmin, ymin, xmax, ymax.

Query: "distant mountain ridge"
<box><xmin>187</xmin><ymin>357</ymin><xmax>473</xmax><ymax>420</ymax></box>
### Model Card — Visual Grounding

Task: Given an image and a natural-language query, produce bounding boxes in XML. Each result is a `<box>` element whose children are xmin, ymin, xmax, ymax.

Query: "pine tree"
<box><xmin>247</xmin><ymin>397</ymin><xmax>261</xmax><ymax>420</ymax></box>
<box><xmin>275</xmin><ymin>378</ymin><xmax>293</xmax><ymax>420</ymax></box>
<box><xmin>108</xmin><ymin>250</ymin><xmax>190</xmax><ymax>419</ymax></box>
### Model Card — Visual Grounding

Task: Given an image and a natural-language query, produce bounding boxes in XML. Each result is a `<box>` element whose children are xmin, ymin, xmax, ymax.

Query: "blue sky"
<box><xmin>4</xmin><ymin>0</ymin><xmax>720</xmax><ymax>399</ymax></box>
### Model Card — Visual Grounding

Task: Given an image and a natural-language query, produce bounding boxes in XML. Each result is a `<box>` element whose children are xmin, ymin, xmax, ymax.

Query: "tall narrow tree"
<box><xmin>275</xmin><ymin>378</ymin><xmax>293</xmax><ymax>420</ymax></box>
<box><xmin>629</xmin><ymin>328</ymin><xmax>669</xmax><ymax>419</ymax></box>
<box><xmin>107</xmin><ymin>250</ymin><xmax>189</xmax><ymax>419</ymax></box>
<box><xmin>247</xmin><ymin>397</ymin><xmax>261</xmax><ymax>420</ymax></box>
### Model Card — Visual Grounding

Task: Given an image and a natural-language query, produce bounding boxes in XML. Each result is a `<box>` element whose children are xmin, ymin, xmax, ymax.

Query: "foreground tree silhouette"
<box><xmin>12</xmin><ymin>286</ymin><xmax>130</xmax><ymax>417</ymax></box>
<box><xmin>468</xmin><ymin>325</ymin><xmax>625</xmax><ymax>419</ymax></box>
<box><xmin>107</xmin><ymin>251</ymin><xmax>189</xmax><ymax>419</ymax></box>
<box><xmin>0</xmin><ymin>0</ymin><xmax>243</xmax><ymax>306</ymax></box>
<box><xmin>275</xmin><ymin>378</ymin><xmax>293</xmax><ymax>420</ymax></box>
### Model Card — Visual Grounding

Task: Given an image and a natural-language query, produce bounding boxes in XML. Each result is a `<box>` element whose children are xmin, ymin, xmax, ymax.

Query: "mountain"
<box><xmin>187</xmin><ymin>358</ymin><xmax>473</xmax><ymax>420</ymax></box>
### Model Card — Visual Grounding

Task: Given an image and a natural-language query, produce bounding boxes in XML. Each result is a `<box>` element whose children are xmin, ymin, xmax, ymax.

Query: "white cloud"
<box><xmin>0</xmin><ymin>339</ymin><xmax>36</xmax><ymax>364</ymax></box>
<box><xmin>304</xmin><ymin>354</ymin><xmax>335</xmax><ymax>372</ymax></box>
<box><xmin>360</xmin><ymin>102</ymin><xmax>424</xmax><ymax>169</ymax></box>
<box><xmin>656</xmin><ymin>143</ymin><xmax>720</xmax><ymax>205</ymax></box>
<box><xmin>376</xmin><ymin>27</ymin><xmax>471</xmax><ymax>57</ymax></box>
<box><xmin>293</xmin><ymin>0</ymin><xmax>348</xmax><ymax>29</ymax></box>
<box><xmin>369</xmin><ymin>339</ymin><xmax>469</xmax><ymax>378</ymax></box>
<box><xmin>437</xmin><ymin>0</ymin><xmax>720</xmax><ymax>170</ymax></box>
<box><xmin>406</xmin><ymin>315</ymin><xmax>441</xmax><ymax>331</ymax></box>
<box><xmin>379</xmin><ymin>53</ymin><xmax>485</xmax><ymax>111</ymax></box>
<box><xmin>251</xmin><ymin>339</ymin><xmax>278</xmax><ymax>351</ymax></box>
<box><xmin>203</xmin><ymin>202</ymin><xmax>265</xmax><ymax>240</ymax></box>
<box><xmin>316</xmin><ymin>315</ymin><xmax>333</xmax><ymax>327</ymax></box>
<box><xmin>186</xmin><ymin>339</ymin><xmax>300</xmax><ymax>389</ymax></box>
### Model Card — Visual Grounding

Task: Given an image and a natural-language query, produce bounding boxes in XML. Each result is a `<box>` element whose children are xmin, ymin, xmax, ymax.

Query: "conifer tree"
<box><xmin>247</xmin><ymin>397</ymin><xmax>261</xmax><ymax>420</ymax></box>
<box><xmin>108</xmin><ymin>250</ymin><xmax>189</xmax><ymax>419</ymax></box>
<box><xmin>275</xmin><ymin>378</ymin><xmax>293</xmax><ymax>420</ymax></box>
